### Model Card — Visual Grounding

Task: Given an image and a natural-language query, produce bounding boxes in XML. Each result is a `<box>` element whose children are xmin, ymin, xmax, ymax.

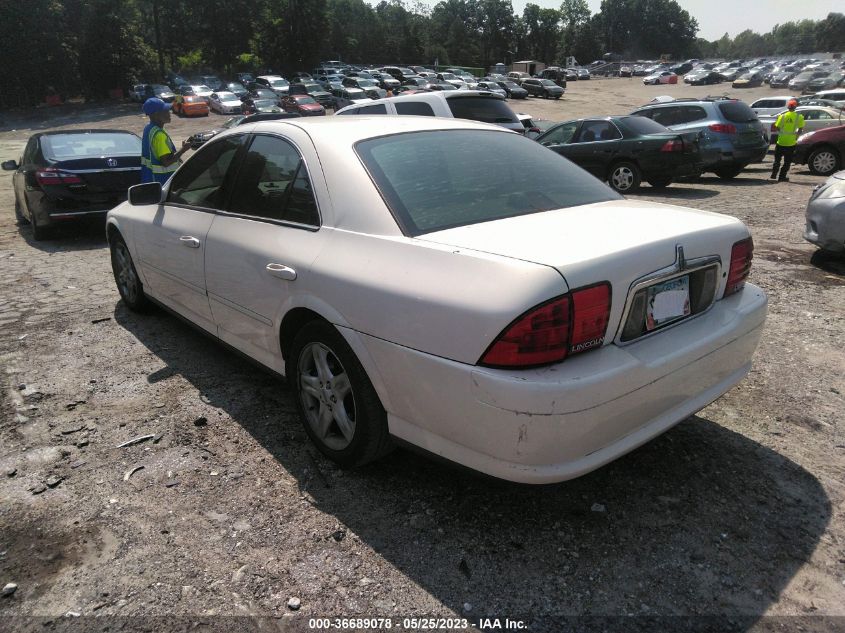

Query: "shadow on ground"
<box><xmin>111</xmin><ymin>304</ymin><xmax>832</xmax><ymax>630</ymax></box>
<box><xmin>15</xmin><ymin>218</ymin><xmax>107</xmax><ymax>253</ymax></box>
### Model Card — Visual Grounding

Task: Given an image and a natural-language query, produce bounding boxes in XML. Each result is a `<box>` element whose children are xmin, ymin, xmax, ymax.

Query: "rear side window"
<box><xmin>228</xmin><ymin>134</ymin><xmax>319</xmax><ymax>226</ymax></box>
<box><xmin>447</xmin><ymin>97</ymin><xmax>518</xmax><ymax>125</ymax></box>
<box><xmin>356</xmin><ymin>130</ymin><xmax>620</xmax><ymax>236</ymax></box>
<box><xmin>677</xmin><ymin>106</ymin><xmax>708</xmax><ymax>124</ymax></box>
<box><xmin>718</xmin><ymin>101</ymin><xmax>758</xmax><ymax>123</ymax></box>
<box><xmin>357</xmin><ymin>104</ymin><xmax>387</xmax><ymax>114</ymax></box>
<box><xmin>395</xmin><ymin>101</ymin><xmax>435</xmax><ymax>116</ymax></box>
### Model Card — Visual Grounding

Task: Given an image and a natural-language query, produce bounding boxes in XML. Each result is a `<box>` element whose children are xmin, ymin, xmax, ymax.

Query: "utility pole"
<box><xmin>152</xmin><ymin>0</ymin><xmax>165</xmax><ymax>78</ymax></box>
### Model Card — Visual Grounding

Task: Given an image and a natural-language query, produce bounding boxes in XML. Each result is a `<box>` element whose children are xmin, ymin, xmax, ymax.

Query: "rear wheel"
<box><xmin>110</xmin><ymin>235</ymin><xmax>151</xmax><ymax>312</ymax></box>
<box><xmin>714</xmin><ymin>165</ymin><xmax>744</xmax><ymax>179</ymax></box>
<box><xmin>608</xmin><ymin>161</ymin><xmax>641</xmax><ymax>193</ymax></box>
<box><xmin>808</xmin><ymin>146</ymin><xmax>840</xmax><ymax>176</ymax></box>
<box><xmin>288</xmin><ymin>320</ymin><xmax>392</xmax><ymax>468</ymax></box>
<box><xmin>30</xmin><ymin>213</ymin><xmax>50</xmax><ymax>241</ymax></box>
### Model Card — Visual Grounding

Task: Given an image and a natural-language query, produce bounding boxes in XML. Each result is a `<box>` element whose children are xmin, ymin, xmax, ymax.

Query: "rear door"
<box><xmin>132</xmin><ymin>134</ymin><xmax>246</xmax><ymax>334</ymax></box>
<box><xmin>204</xmin><ymin>132</ymin><xmax>330</xmax><ymax>372</ymax></box>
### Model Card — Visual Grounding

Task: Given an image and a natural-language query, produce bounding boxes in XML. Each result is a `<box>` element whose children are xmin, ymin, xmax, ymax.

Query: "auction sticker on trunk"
<box><xmin>646</xmin><ymin>276</ymin><xmax>691</xmax><ymax>331</ymax></box>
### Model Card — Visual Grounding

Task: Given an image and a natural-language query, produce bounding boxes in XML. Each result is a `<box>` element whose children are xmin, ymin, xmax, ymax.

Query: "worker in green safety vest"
<box><xmin>770</xmin><ymin>99</ymin><xmax>804</xmax><ymax>182</ymax></box>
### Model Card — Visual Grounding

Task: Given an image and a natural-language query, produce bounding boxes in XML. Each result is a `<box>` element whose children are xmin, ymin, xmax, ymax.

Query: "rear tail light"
<box><xmin>479</xmin><ymin>282</ymin><xmax>611</xmax><ymax>368</ymax></box>
<box><xmin>724</xmin><ymin>237</ymin><xmax>753</xmax><ymax>297</ymax></box>
<box><xmin>770</xmin><ymin>123</ymin><xmax>777</xmax><ymax>132</ymax></box>
<box><xmin>660</xmin><ymin>138</ymin><xmax>684</xmax><ymax>152</ymax></box>
<box><xmin>35</xmin><ymin>167</ymin><xmax>82</xmax><ymax>186</ymax></box>
<box><xmin>709</xmin><ymin>123</ymin><xmax>737</xmax><ymax>134</ymax></box>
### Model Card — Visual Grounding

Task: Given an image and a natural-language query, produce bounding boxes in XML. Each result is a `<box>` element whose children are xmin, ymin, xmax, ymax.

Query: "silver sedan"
<box><xmin>805</xmin><ymin>170</ymin><xmax>845</xmax><ymax>253</ymax></box>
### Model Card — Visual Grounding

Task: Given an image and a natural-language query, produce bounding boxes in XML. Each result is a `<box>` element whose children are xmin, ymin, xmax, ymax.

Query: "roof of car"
<box><xmin>245</xmin><ymin>115</ymin><xmax>504</xmax><ymax>148</ymax></box>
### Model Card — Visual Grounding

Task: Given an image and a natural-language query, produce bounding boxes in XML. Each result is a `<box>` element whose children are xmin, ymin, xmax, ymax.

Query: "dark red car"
<box><xmin>281</xmin><ymin>95</ymin><xmax>326</xmax><ymax>117</ymax></box>
<box><xmin>793</xmin><ymin>124</ymin><xmax>845</xmax><ymax>176</ymax></box>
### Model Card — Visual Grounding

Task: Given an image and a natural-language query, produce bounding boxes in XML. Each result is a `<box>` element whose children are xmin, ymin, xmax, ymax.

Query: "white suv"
<box><xmin>750</xmin><ymin>96</ymin><xmax>799</xmax><ymax>117</ymax></box>
<box><xmin>334</xmin><ymin>91</ymin><xmax>524</xmax><ymax>133</ymax></box>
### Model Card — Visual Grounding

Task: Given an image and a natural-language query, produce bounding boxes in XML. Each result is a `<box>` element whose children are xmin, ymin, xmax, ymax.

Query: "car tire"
<box><xmin>14</xmin><ymin>197</ymin><xmax>29</xmax><ymax>225</ymax></box>
<box><xmin>109</xmin><ymin>235</ymin><xmax>151</xmax><ymax>312</ymax></box>
<box><xmin>608</xmin><ymin>161</ymin><xmax>642</xmax><ymax>193</ymax></box>
<box><xmin>288</xmin><ymin>320</ymin><xmax>393</xmax><ymax>468</ymax></box>
<box><xmin>807</xmin><ymin>146</ymin><xmax>840</xmax><ymax>176</ymax></box>
<box><xmin>30</xmin><ymin>213</ymin><xmax>50</xmax><ymax>241</ymax></box>
<box><xmin>648</xmin><ymin>177</ymin><xmax>672</xmax><ymax>188</ymax></box>
<box><xmin>714</xmin><ymin>165</ymin><xmax>744</xmax><ymax>179</ymax></box>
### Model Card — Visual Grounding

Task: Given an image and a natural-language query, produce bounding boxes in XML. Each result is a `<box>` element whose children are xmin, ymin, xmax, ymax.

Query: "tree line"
<box><xmin>0</xmin><ymin>0</ymin><xmax>842</xmax><ymax>108</ymax></box>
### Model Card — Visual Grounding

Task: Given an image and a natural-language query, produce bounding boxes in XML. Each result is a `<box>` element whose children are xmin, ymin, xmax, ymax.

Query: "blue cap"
<box><xmin>142</xmin><ymin>97</ymin><xmax>170</xmax><ymax>116</ymax></box>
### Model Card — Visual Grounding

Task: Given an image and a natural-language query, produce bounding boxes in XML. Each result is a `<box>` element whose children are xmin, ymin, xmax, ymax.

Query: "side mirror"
<box><xmin>128</xmin><ymin>182</ymin><xmax>163</xmax><ymax>206</ymax></box>
<box><xmin>2</xmin><ymin>160</ymin><xmax>19</xmax><ymax>171</ymax></box>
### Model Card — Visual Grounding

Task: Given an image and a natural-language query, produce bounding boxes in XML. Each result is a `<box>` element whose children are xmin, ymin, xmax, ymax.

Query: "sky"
<box><xmin>506</xmin><ymin>0</ymin><xmax>842</xmax><ymax>40</ymax></box>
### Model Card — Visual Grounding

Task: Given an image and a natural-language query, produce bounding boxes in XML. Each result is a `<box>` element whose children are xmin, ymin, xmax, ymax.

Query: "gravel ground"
<box><xmin>0</xmin><ymin>78</ymin><xmax>844</xmax><ymax>633</ymax></box>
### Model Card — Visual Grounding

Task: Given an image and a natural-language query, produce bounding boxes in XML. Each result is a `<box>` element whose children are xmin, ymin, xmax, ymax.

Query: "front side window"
<box><xmin>228</xmin><ymin>134</ymin><xmax>318</xmax><ymax>226</ymax></box>
<box><xmin>167</xmin><ymin>135</ymin><xmax>245</xmax><ymax>209</ymax></box>
<box><xmin>356</xmin><ymin>130</ymin><xmax>620</xmax><ymax>236</ymax></box>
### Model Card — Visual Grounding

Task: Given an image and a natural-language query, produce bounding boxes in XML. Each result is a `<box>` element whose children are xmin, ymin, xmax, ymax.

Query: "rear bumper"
<box><xmin>358</xmin><ymin>284</ymin><xmax>767</xmax><ymax>483</ymax></box>
<box><xmin>701</xmin><ymin>143</ymin><xmax>768</xmax><ymax>169</ymax></box>
<box><xmin>28</xmin><ymin>192</ymin><xmax>129</xmax><ymax>227</ymax></box>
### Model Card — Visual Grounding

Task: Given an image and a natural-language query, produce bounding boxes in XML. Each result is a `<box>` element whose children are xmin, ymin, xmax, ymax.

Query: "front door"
<box><xmin>132</xmin><ymin>133</ymin><xmax>246</xmax><ymax>333</ymax></box>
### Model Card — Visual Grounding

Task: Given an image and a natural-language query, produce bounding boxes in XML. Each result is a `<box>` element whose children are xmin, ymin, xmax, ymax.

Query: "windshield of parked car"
<box><xmin>357</xmin><ymin>79</ymin><xmax>377</xmax><ymax>88</ymax></box>
<box><xmin>718</xmin><ymin>101</ymin><xmax>758</xmax><ymax>123</ymax></box>
<box><xmin>356</xmin><ymin>130</ymin><xmax>621</xmax><ymax>236</ymax></box>
<box><xmin>269</xmin><ymin>79</ymin><xmax>289</xmax><ymax>87</ymax></box>
<box><xmin>152</xmin><ymin>85</ymin><xmax>170</xmax><ymax>93</ymax></box>
<box><xmin>503</xmin><ymin>81</ymin><xmax>521</xmax><ymax>90</ymax></box>
<box><xmin>42</xmin><ymin>132</ymin><xmax>141</xmax><ymax>159</ymax></box>
<box><xmin>227</xmin><ymin>83</ymin><xmax>246</xmax><ymax>92</ymax></box>
<box><xmin>216</xmin><ymin>92</ymin><xmax>237</xmax><ymax>101</ymax></box>
<box><xmin>194</xmin><ymin>85</ymin><xmax>211</xmax><ymax>92</ymax></box>
<box><xmin>295</xmin><ymin>96</ymin><xmax>318</xmax><ymax>104</ymax></box>
<box><xmin>440</xmin><ymin>73</ymin><xmax>457</xmax><ymax>80</ymax></box>
<box><xmin>540</xmin><ymin>80</ymin><xmax>557</xmax><ymax>86</ymax></box>
<box><xmin>222</xmin><ymin>116</ymin><xmax>245</xmax><ymax>128</ymax></box>
<box><xmin>254</xmin><ymin>99</ymin><xmax>277</xmax><ymax>108</ymax></box>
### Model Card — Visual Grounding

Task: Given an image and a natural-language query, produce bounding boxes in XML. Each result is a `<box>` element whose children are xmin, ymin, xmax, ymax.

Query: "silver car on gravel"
<box><xmin>805</xmin><ymin>170</ymin><xmax>845</xmax><ymax>253</ymax></box>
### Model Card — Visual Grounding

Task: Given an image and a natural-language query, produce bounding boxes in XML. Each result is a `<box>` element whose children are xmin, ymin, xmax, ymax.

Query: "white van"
<box><xmin>334</xmin><ymin>91</ymin><xmax>524</xmax><ymax>133</ymax></box>
<box><xmin>813</xmin><ymin>89</ymin><xmax>845</xmax><ymax>108</ymax></box>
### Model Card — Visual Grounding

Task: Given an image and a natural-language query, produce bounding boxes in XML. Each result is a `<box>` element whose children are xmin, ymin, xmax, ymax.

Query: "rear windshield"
<box><xmin>718</xmin><ymin>101</ymin><xmax>758</xmax><ymax>123</ymax></box>
<box><xmin>42</xmin><ymin>133</ymin><xmax>140</xmax><ymax>159</ymax></box>
<box><xmin>618</xmin><ymin>116</ymin><xmax>671</xmax><ymax>135</ymax></box>
<box><xmin>447</xmin><ymin>97</ymin><xmax>518</xmax><ymax>125</ymax></box>
<box><xmin>355</xmin><ymin>130</ymin><xmax>620</xmax><ymax>236</ymax></box>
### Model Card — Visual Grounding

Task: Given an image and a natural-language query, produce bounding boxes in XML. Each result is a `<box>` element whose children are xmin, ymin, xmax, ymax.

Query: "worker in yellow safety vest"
<box><xmin>140</xmin><ymin>98</ymin><xmax>191</xmax><ymax>185</ymax></box>
<box><xmin>770</xmin><ymin>99</ymin><xmax>804</xmax><ymax>182</ymax></box>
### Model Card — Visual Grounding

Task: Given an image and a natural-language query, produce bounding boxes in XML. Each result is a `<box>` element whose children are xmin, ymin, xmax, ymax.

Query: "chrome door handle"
<box><xmin>179</xmin><ymin>236</ymin><xmax>200</xmax><ymax>248</ymax></box>
<box><xmin>266</xmin><ymin>263</ymin><xmax>297</xmax><ymax>280</ymax></box>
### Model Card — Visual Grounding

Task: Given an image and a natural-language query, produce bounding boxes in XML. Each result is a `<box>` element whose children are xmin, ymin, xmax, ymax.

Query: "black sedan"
<box><xmin>186</xmin><ymin>112</ymin><xmax>301</xmax><ymax>149</ymax></box>
<box><xmin>2</xmin><ymin>130</ymin><xmax>141</xmax><ymax>239</ymax></box>
<box><xmin>686</xmin><ymin>71</ymin><xmax>723</xmax><ymax>86</ymax></box>
<box><xmin>496</xmin><ymin>80</ymin><xmax>529</xmax><ymax>99</ymax></box>
<box><xmin>532</xmin><ymin>116</ymin><xmax>702</xmax><ymax>193</ymax></box>
<box><xmin>248</xmin><ymin>88</ymin><xmax>280</xmax><ymax>104</ymax></box>
<box><xmin>521</xmin><ymin>78</ymin><xmax>563</xmax><ymax>99</ymax></box>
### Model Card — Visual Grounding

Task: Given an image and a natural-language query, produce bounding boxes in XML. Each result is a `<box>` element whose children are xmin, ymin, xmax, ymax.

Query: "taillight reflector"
<box><xmin>725</xmin><ymin>237</ymin><xmax>753</xmax><ymax>297</ymax></box>
<box><xmin>660</xmin><ymin>138</ymin><xmax>684</xmax><ymax>152</ymax></box>
<box><xmin>35</xmin><ymin>167</ymin><xmax>82</xmax><ymax>186</ymax></box>
<box><xmin>709</xmin><ymin>123</ymin><xmax>737</xmax><ymax>134</ymax></box>
<box><xmin>480</xmin><ymin>282</ymin><xmax>612</xmax><ymax>368</ymax></box>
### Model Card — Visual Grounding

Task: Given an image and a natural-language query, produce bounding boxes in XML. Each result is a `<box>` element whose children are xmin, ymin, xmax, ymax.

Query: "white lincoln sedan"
<box><xmin>107</xmin><ymin>117</ymin><xmax>767</xmax><ymax>484</ymax></box>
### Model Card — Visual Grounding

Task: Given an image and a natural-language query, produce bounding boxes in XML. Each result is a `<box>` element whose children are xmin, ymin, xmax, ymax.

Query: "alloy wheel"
<box><xmin>298</xmin><ymin>342</ymin><xmax>357</xmax><ymax>451</ymax></box>
<box><xmin>113</xmin><ymin>242</ymin><xmax>140</xmax><ymax>304</ymax></box>
<box><xmin>811</xmin><ymin>150</ymin><xmax>836</xmax><ymax>175</ymax></box>
<box><xmin>611</xmin><ymin>166</ymin><xmax>635</xmax><ymax>191</ymax></box>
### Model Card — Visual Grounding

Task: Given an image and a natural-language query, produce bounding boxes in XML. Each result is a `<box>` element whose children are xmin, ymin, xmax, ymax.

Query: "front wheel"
<box><xmin>14</xmin><ymin>197</ymin><xmax>29</xmax><ymax>225</ymax></box>
<box><xmin>110</xmin><ymin>235</ymin><xmax>151</xmax><ymax>312</ymax></box>
<box><xmin>648</xmin><ymin>177</ymin><xmax>672</xmax><ymax>188</ymax></box>
<box><xmin>808</xmin><ymin>146</ymin><xmax>840</xmax><ymax>176</ymax></box>
<box><xmin>608</xmin><ymin>161</ymin><xmax>642</xmax><ymax>193</ymax></box>
<box><xmin>288</xmin><ymin>321</ymin><xmax>392</xmax><ymax>468</ymax></box>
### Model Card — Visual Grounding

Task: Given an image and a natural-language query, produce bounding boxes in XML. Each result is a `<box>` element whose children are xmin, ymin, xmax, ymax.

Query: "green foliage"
<box><xmin>0</xmin><ymin>0</ymin><xmax>840</xmax><ymax>108</ymax></box>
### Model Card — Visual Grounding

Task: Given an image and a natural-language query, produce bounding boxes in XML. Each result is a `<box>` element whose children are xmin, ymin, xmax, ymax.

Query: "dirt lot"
<box><xmin>0</xmin><ymin>78</ymin><xmax>844</xmax><ymax>632</ymax></box>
